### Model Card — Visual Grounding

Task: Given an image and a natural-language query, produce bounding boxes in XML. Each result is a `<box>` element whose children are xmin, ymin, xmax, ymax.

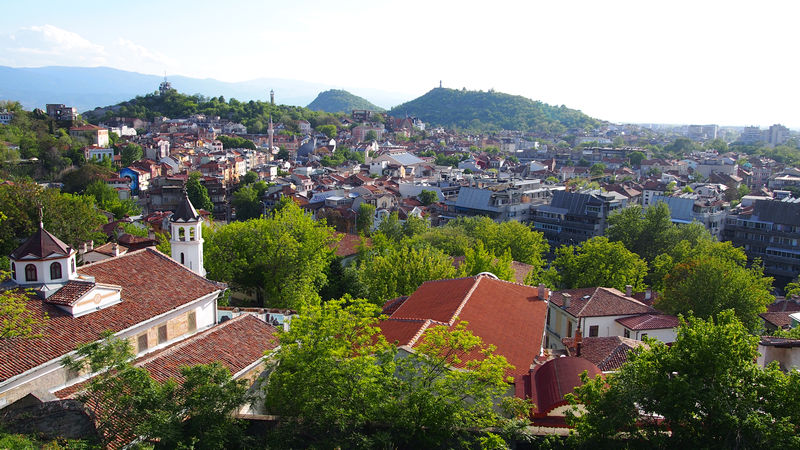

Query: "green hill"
<box><xmin>83</xmin><ymin>90</ymin><xmax>346</xmax><ymax>134</ymax></box>
<box><xmin>388</xmin><ymin>88</ymin><xmax>601</xmax><ymax>133</ymax></box>
<box><xmin>307</xmin><ymin>89</ymin><xmax>385</xmax><ymax>113</ymax></box>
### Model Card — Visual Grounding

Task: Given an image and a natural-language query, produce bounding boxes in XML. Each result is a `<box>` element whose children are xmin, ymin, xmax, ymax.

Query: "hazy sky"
<box><xmin>2</xmin><ymin>0</ymin><xmax>798</xmax><ymax>127</ymax></box>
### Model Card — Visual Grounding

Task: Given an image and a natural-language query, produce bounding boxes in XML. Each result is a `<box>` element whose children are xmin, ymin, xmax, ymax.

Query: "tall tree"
<box><xmin>357</xmin><ymin>244</ymin><xmax>456</xmax><ymax>304</ymax></box>
<box><xmin>656</xmin><ymin>254</ymin><xmax>773</xmax><ymax>333</ymax></box>
<box><xmin>0</xmin><ymin>270</ymin><xmax>48</xmax><ymax>339</ymax></box>
<box><xmin>231</xmin><ymin>184</ymin><xmax>262</xmax><ymax>221</ymax></box>
<box><xmin>185</xmin><ymin>172</ymin><xmax>213</xmax><ymax>212</ymax></box>
<box><xmin>567</xmin><ymin>311</ymin><xmax>800</xmax><ymax>448</ymax></box>
<box><xmin>457</xmin><ymin>242</ymin><xmax>515</xmax><ymax>281</ymax></box>
<box><xmin>204</xmin><ymin>202</ymin><xmax>338</xmax><ymax>308</ymax></box>
<box><xmin>356</xmin><ymin>202</ymin><xmax>375</xmax><ymax>235</ymax></box>
<box><xmin>549</xmin><ymin>236</ymin><xmax>648</xmax><ymax>291</ymax></box>
<box><xmin>120</xmin><ymin>143</ymin><xmax>143</xmax><ymax>167</ymax></box>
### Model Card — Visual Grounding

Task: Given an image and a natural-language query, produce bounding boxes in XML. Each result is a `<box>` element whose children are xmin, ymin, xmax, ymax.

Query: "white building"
<box><xmin>170</xmin><ymin>191</ymin><xmax>205</xmax><ymax>276</ymax></box>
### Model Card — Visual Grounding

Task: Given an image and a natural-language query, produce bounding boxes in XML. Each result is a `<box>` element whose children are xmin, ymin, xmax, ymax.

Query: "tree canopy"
<box><xmin>204</xmin><ymin>202</ymin><xmax>338</xmax><ymax>308</ymax></box>
<box><xmin>186</xmin><ymin>171</ymin><xmax>213</xmax><ymax>212</ymax></box>
<box><xmin>567</xmin><ymin>311</ymin><xmax>800</xmax><ymax>448</ymax></box>
<box><xmin>547</xmin><ymin>236</ymin><xmax>649</xmax><ymax>291</ymax></box>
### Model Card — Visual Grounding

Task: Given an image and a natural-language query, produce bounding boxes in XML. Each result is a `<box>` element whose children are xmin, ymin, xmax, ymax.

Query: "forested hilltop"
<box><xmin>389</xmin><ymin>87</ymin><xmax>602</xmax><ymax>133</ymax></box>
<box><xmin>307</xmin><ymin>89</ymin><xmax>385</xmax><ymax>113</ymax></box>
<box><xmin>83</xmin><ymin>90</ymin><xmax>346</xmax><ymax>134</ymax></box>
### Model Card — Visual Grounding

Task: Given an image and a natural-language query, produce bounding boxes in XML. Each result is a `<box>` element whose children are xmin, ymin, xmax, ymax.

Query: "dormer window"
<box><xmin>50</xmin><ymin>262</ymin><xmax>62</xmax><ymax>280</ymax></box>
<box><xmin>25</xmin><ymin>264</ymin><xmax>37</xmax><ymax>282</ymax></box>
<box><xmin>11</xmin><ymin>262</ymin><xmax>16</xmax><ymax>279</ymax></box>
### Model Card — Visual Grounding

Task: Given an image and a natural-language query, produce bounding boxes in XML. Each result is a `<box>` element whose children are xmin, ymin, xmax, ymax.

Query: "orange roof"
<box><xmin>381</xmin><ymin>275</ymin><xmax>548</xmax><ymax>378</ymax></box>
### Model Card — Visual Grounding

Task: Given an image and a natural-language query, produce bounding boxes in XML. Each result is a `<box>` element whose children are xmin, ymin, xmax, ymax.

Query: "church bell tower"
<box><xmin>170</xmin><ymin>189</ymin><xmax>205</xmax><ymax>276</ymax></box>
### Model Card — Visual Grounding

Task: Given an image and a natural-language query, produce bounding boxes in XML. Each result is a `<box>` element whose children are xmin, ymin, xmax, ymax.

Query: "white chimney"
<box><xmin>625</xmin><ymin>285</ymin><xmax>633</xmax><ymax>297</ymax></box>
<box><xmin>111</xmin><ymin>243</ymin><xmax>119</xmax><ymax>257</ymax></box>
<box><xmin>562</xmin><ymin>293</ymin><xmax>571</xmax><ymax>309</ymax></box>
<box><xmin>645</xmin><ymin>288</ymin><xmax>652</xmax><ymax>300</ymax></box>
<box><xmin>88</xmin><ymin>240</ymin><xmax>94</xmax><ymax>251</ymax></box>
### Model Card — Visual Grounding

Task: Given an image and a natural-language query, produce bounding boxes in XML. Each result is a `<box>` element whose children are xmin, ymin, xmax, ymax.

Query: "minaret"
<box><xmin>268</xmin><ymin>115</ymin><xmax>274</xmax><ymax>153</ymax></box>
<box><xmin>170</xmin><ymin>189</ymin><xmax>205</xmax><ymax>276</ymax></box>
<box><xmin>270</xmin><ymin>89</ymin><xmax>275</xmax><ymax>106</ymax></box>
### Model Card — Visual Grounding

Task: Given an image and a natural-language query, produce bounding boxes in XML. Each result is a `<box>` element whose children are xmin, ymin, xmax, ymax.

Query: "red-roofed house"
<box><xmin>379</xmin><ymin>275</ymin><xmax>549</xmax><ymax>393</ymax></box>
<box><xmin>546</xmin><ymin>287</ymin><xmax>678</xmax><ymax>349</ymax></box>
<box><xmin>0</xmin><ymin>223</ymin><xmax>224</xmax><ymax>408</ymax></box>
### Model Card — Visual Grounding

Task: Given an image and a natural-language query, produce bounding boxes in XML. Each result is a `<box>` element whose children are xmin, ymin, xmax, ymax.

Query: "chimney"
<box><xmin>81</xmin><ymin>242</ymin><xmax>88</xmax><ymax>255</ymax></box>
<box><xmin>562</xmin><ymin>293</ymin><xmax>571</xmax><ymax>309</ymax></box>
<box><xmin>111</xmin><ymin>243</ymin><xmax>119</xmax><ymax>257</ymax></box>
<box><xmin>645</xmin><ymin>288</ymin><xmax>652</xmax><ymax>301</ymax></box>
<box><xmin>88</xmin><ymin>240</ymin><xmax>94</xmax><ymax>251</ymax></box>
<box><xmin>148</xmin><ymin>228</ymin><xmax>155</xmax><ymax>240</ymax></box>
<box><xmin>575</xmin><ymin>327</ymin><xmax>583</xmax><ymax>357</ymax></box>
<box><xmin>538</xmin><ymin>283</ymin><xmax>549</xmax><ymax>301</ymax></box>
<box><xmin>625</xmin><ymin>284</ymin><xmax>633</xmax><ymax>297</ymax></box>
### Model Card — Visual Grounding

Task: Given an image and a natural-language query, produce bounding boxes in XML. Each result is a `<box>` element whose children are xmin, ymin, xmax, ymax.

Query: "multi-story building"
<box><xmin>531</xmin><ymin>189</ymin><xmax>628</xmax><ymax>248</ymax></box>
<box><xmin>739</xmin><ymin>126</ymin><xmax>764</xmax><ymax>145</ymax></box>
<box><xmin>651</xmin><ymin>193</ymin><xmax>729</xmax><ymax>239</ymax></box>
<box><xmin>45</xmin><ymin>104</ymin><xmax>78</xmax><ymax>121</ymax></box>
<box><xmin>724</xmin><ymin>198</ymin><xmax>800</xmax><ymax>282</ymax></box>
<box><xmin>768</xmin><ymin>124</ymin><xmax>790</xmax><ymax>147</ymax></box>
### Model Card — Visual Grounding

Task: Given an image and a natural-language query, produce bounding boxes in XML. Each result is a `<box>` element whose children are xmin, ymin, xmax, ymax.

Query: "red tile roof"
<box><xmin>0</xmin><ymin>249</ymin><xmax>221</xmax><ymax>382</ymax></box>
<box><xmin>531</xmin><ymin>357</ymin><xmax>601</xmax><ymax>415</ymax></box>
<box><xmin>44</xmin><ymin>280</ymin><xmax>97</xmax><ymax>306</ymax></box>
<box><xmin>616</xmin><ymin>314</ymin><xmax>679</xmax><ymax>331</ymax></box>
<box><xmin>562</xmin><ymin>336</ymin><xmax>648</xmax><ymax>371</ymax></box>
<box><xmin>549</xmin><ymin>287</ymin><xmax>653</xmax><ymax>318</ymax></box>
<box><xmin>11</xmin><ymin>226</ymin><xmax>72</xmax><ymax>259</ymax></box>
<box><xmin>381</xmin><ymin>275</ymin><xmax>548</xmax><ymax>378</ymax></box>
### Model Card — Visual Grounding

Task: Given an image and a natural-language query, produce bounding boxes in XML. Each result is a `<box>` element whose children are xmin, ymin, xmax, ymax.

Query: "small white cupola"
<box><xmin>9</xmin><ymin>215</ymin><xmax>78</xmax><ymax>287</ymax></box>
<box><xmin>170</xmin><ymin>188</ymin><xmax>205</xmax><ymax>276</ymax></box>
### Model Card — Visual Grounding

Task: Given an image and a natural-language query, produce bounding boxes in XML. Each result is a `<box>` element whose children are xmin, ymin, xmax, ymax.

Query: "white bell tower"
<box><xmin>170</xmin><ymin>189</ymin><xmax>205</xmax><ymax>276</ymax></box>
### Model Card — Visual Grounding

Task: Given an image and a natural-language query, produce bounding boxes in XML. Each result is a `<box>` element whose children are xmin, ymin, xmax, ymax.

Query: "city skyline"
<box><xmin>1</xmin><ymin>0</ymin><xmax>799</xmax><ymax>127</ymax></box>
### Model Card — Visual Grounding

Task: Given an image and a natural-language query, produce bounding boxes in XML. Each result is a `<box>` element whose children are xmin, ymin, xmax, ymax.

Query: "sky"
<box><xmin>2</xmin><ymin>0</ymin><xmax>799</xmax><ymax>127</ymax></box>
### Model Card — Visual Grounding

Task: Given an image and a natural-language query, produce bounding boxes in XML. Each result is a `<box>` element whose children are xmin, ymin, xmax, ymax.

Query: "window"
<box><xmin>187</xmin><ymin>311</ymin><xmax>197</xmax><ymax>332</ymax></box>
<box><xmin>180</xmin><ymin>253</ymin><xmax>185</xmax><ymax>264</ymax></box>
<box><xmin>624</xmin><ymin>329</ymin><xmax>630</xmax><ymax>338</ymax></box>
<box><xmin>189</xmin><ymin>228</ymin><xmax>195</xmax><ymax>241</ymax></box>
<box><xmin>50</xmin><ymin>262</ymin><xmax>62</xmax><ymax>280</ymax></box>
<box><xmin>11</xmin><ymin>262</ymin><xmax>15</xmax><ymax>279</ymax></box>
<box><xmin>25</xmin><ymin>264</ymin><xmax>37</xmax><ymax>282</ymax></box>
<box><xmin>158</xmin><ymin>325</ymin><xmax>168</xmax><ymax>344</ymax></box>
<box><xmin>589</xmin><ymin>325</ymin><xmax>599</xmax><ymax>337</ymax></box>
<box><xmin>70</xmin><ymin>259</ymin><xmax>75</xmax><ymax>273</ymax></box>
<box><xmin>566</xmin><ymin>321</ymin><xmax>573</xmax><ymax>338</ymax></box>
<box><xmin>178</xmin><ymin>227</ymin><xmax>185</xmax><ymax>241</ymax></box>
<box><xmin>137</xmin><ymin>334</ymin><xmax>148</xmax><ymax>353</ymax></box>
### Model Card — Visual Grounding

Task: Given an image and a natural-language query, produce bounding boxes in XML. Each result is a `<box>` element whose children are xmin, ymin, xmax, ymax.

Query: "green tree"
<box><xmin>0</xmin><ymin>181</ymin><xmax>107</xmax><ymax>256</ymax></box>
<box><xmin>120</xmin><ymin>143</ymin><xmax>143</xmax><ymax>167</ymax></box>
<box><xmin>316</xmin><ymin>124</ymin><xmax>337</xmax><ymax>139</ymax></box>
<box><xmin>231</xmin><ymin>184</ymin><xmax>262</xmax><ymax>221</ymax></box>
<box><xmin>264</xmin><ymin>297</ymin><xmax>520</xmax><ymax>448</ymax></box>
<box><xmin>656</xmin><ymin>255</ymin><xmax>773</xmax><ymax>332</ymax></box>
<box><xmin>589</xmin><ymin>163</ymin><xmax>606</xmax><ymax>176</ymax></box>
<box><xmin>402</xmin><ymin>214</ymin><xmax>429</xmax><ymax>238</ymax></box>
<box><xmin>457</xmin><ymin>242</ymin><xmax>515</xmax><ymax>281</ymax></box>
<box><xmin>567</xmin><ymin>311</ymin><xmax>800</xmax><ymax>448</ymax></box>
<box><xmin>418</xmin><ymin>189</ymin><xmax>438</xmax><ymax>205</ymax></box>
<box><xmin>0</xmin><ymin>270</ymin><xmax>48</xmax><ymax>339</ymax></box>
<box><xmin>85</xmin><ymin>180</ymin><xmax>141</xmax><ymax>219</ymax></box>
<box><xmin>186</xmin><ymin>172</ymin><xmax>213</xmax><ymax>212</ymax></box>
<box><xmin>356</xmin><ymin>202</ymin><xmax>376</xmax><ymax>235</ymax></box>
<box><xmin>628</xmin><ymin>151</ymin><xmax>645</xmax><ymax>167</ymax></box>
<box><xmin>377</xmin><ymin>211</ymin><xmax>403</xmax><ymax>241</ymax></box>
<box><xmin>204</xmin><ymin>202</ymin><xmax>338</xmax><ymax>308</ymax></box>
<box><xmin>357</xmin><ymin>244</ymin><xmax>457</xmax><ymax>304</ymax></box>
<box><xmin>364</xmin><ymin>129</ymin><xmax>378</xmax><ymax>141</ymax></box>
<box><xmin>241</xmin><ymin>171</ymin><xmax>258</xmax><ymax>185</ymax></box>
<box><xmin>60</xmin><ymin>163</ymin><xmax>116</xmax><ymax>194</ymax></box>
<box><xmin>549</xmin><ymin>236</ymin><xmax>648</xmax><ymax>291</ymax></box>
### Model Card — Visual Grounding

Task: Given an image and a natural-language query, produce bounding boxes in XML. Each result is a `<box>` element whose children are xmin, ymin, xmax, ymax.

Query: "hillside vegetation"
<box><xmin>83</xmin><ymin>90</ymin><xmax>345</xmax><ymax>134</ymax></box>
<box><xmin>307</xmin><ymin>89</ymin><xmax>385</xmax><ymax>113</ymax></box>
<box><xmin>389</xmin><ymin>87</ymin><xmax>601</xmax><ymax>133</ymax></box>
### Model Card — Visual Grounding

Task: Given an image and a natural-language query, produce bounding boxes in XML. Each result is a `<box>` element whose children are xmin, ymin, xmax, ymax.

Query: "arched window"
<box><xmin>11</xmin><ymin>262</ymin><xmax>16</xmax><ymax>279</ymax></box>
<box><xmin>178</xmin><ymin>227</ymin><xmax>185</xmax><ymax>241</ymax></box>
<box><xmin>71</xmin><ymin>259</ymin><xmax>75</xmax><ymax>273</ymax></box>
<box><xmin>25</xmin><ymin>264</ymin><xmax>37</xmax><ymax>282</ymax></box>
<box><xmin>50</xmin><ymin>262</ymin><xmax>62</xmax><ymax>280</ymax></box>
<box><xmin>180</xmin><ymin>253</ymin><xmax>185</xmax><ymax>264</ymax></box>
<box><xmin>189</xmin><ymin>227</ymin><xmax>195</xmax><ymax>241</ymax></box>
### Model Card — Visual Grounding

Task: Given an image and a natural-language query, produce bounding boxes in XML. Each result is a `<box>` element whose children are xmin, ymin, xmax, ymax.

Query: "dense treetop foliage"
<box><xmin>388</xmin><ymin>87</ymin><xmax>601</xmax><ymax>133</ymax></box>
<box><xmin>306</xmin><ymin>89</ymin><xmax>385</xmax><ymax>113</ymax></box>
<box><xmin>83</xmin><ymin>90</ymin><xmax>346</xmax><ymax>134</ymax></box>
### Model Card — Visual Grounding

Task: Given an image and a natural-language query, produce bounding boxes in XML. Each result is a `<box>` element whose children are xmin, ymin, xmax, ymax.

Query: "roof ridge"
<box><xmin>448</xmin><ymin>276</ymin><xmax>483</xmax><ymax>325</ymax></box>
<box><xmin>81</xmin><ymin>247</ymin><xmax>150</xmax><ymax>267</ymax></box>
<box><xmin>406</xmin><ymin>319</ymin><xmax>433</xmax><ymax>347</ymax></box>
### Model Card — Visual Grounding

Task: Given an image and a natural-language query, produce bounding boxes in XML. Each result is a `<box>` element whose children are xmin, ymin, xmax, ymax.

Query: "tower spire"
<box><xmin>38</xmin><ymin>204</ymin><xmax>44</xmax><ymax>229</ymax></box>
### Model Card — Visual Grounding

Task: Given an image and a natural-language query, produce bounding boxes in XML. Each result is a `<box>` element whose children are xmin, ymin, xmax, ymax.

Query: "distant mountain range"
<box><xmin>0</xmin><ymin>66</ymin><xmax>403</xmax><ymax>113</ymax></box>
<box><xmin>307</xmin><ymin>89</ymin><xmax>385</xmax><ymax>113</ymax></box>
<box><xmin>389</xmin><ymin>88</ymin><xmax>602</xmax><ymax>133</ymax></box>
